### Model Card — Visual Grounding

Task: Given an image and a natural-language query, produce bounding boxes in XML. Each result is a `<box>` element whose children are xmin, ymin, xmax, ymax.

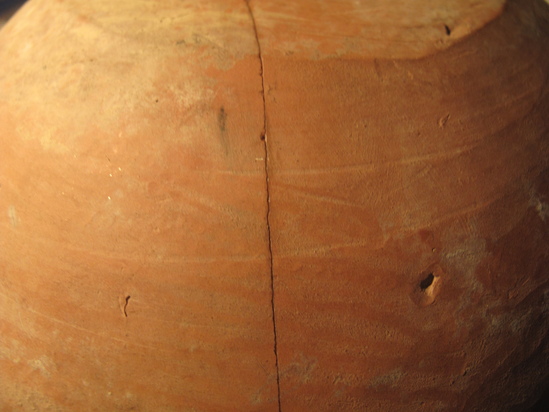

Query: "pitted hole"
<box><xmin>420</xmin><ymin>273</ymin><xmax>435</xmax><ymax>291</ymax></box>
<box><xmin>411</xmin><ymin>264</ymin><xmax>444</xmax><ymax>307</ymax></box>
<box><xmin>444</xmin><ymin>24</ymin><xmax>451</xmax><ymax>36</ymax></box>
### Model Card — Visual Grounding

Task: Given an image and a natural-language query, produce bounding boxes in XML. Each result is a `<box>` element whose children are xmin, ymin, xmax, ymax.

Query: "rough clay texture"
<box><xmin>0</xmin><ymin>0</ymin><xmax>548</xmax><ymax>411</ymax></box>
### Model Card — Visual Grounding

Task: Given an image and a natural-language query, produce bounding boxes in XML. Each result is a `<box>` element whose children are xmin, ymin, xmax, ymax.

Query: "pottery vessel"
<box><xmin>1</xmin><ymin>0</ymin><xmax>549</xmax><ymax>411</ymax></box>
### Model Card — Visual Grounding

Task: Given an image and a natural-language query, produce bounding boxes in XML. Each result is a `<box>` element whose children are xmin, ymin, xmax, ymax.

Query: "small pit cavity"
<box><xmin>420</xmin><ymin>273</ymin><xmax>435</xmax><ymax>291</ymax></box>
<box><xmin>411</xmin><ymin>265</ymin><xmax>444</xmax><ymax>307</ymax></box>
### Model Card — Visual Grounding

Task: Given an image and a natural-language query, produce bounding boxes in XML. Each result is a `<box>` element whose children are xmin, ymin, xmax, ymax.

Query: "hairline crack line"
<box><xmin>244</xmin><ymin>1</ymin><xmax>281</xmax><ymax>410</ymax></box>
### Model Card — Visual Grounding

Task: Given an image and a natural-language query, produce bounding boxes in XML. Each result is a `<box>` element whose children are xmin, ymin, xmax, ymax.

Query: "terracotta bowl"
<box><xmin>1</xmin><ymin>0</ymin><xmax>548</xmax><ymax>411</ymax></box>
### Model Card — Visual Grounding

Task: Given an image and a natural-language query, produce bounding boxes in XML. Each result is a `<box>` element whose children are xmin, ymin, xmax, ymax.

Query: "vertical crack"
<box><xmin>244</xmin><ymin>1</ymin><xmax>281</xmax><ymax>410</ymax></box>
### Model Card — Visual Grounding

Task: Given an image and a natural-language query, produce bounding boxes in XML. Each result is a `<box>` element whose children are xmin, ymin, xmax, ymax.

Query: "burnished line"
<box><xmin>244</xmin><ymin>1</ymin><xmax>282</xmax><ymax>410</ymax></box>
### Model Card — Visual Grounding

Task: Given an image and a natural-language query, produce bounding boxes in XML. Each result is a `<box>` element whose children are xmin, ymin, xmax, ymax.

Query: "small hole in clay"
<box><xmin>410</xmin><ymin>265</ymin><xmax>443</xmax><ymax>307</ymax></box>
<box><xmin>444</xmin><ymin>25</ymin><xmax>451</xmax><ymax>36</ymax></box>
<box><xmin>420</xmin><ymin>273</ymin><xmax>435</xmax><ymax>291</ymax></box>
<box><xmin>260</xmin><ymin>133</ymin><xmax>266</xmax><ymax>141</ymax></box>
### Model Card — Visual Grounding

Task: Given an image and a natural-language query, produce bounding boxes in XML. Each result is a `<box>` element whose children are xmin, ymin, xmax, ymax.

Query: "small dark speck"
<box><xmin>155</xmin><ymin>99</ymin><xmax>159</xmax><ymax>103</ymax></box>
<box><xmin>218</xmin><ymin>107</ymin><xmax>227</xmax><ymax>133</ymax></box>
<box><xmin>444</xmin><ymin>25</ymin><xmax>451</xmax><ymax>36</ymax></box>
